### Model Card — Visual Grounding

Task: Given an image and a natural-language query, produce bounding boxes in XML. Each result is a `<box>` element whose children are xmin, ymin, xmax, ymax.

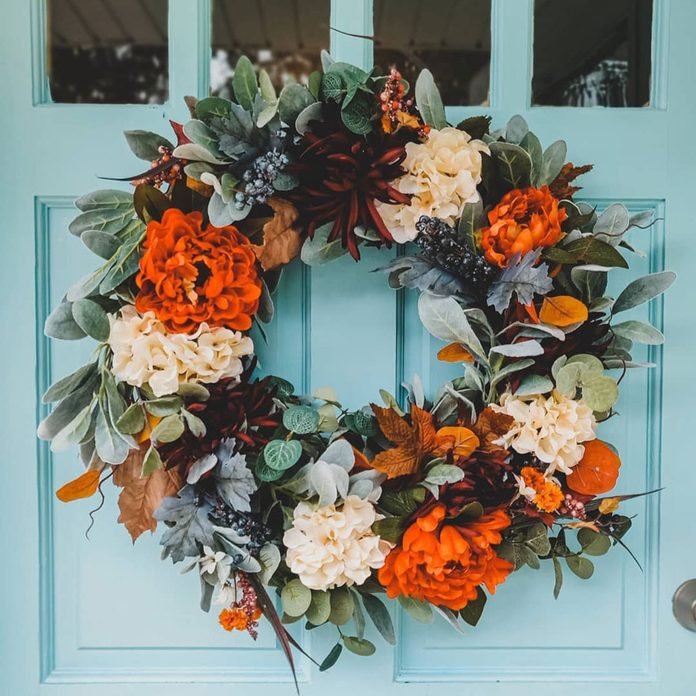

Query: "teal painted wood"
<box><xmin>2</xmin><ymin>0</ymin><xmax>696</xmax><ymax>694</ymax></box>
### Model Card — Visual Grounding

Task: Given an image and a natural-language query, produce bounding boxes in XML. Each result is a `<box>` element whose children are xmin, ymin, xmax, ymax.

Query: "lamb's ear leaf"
<box><xmin>415</xmin><ymin>69</ymin><xmax>447</xmax><ymax>129</ymax></box>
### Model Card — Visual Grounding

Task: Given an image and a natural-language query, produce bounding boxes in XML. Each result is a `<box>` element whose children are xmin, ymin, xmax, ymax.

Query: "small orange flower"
<box><xmin>135</xmin><ymin>209</ymin><xmax>262</xmax><ymax>334</ymax></box>
<box><xmin>434</xmin><ymin>426</ymin><xmax>480</xmax><ymax>460</ymax></box>
<box><xmin>218</xmin><ymin>607</ymin><xmax>249</xmax><ymax>632</ymax></box>
<box><xmin>481</xmin><ymin>186</ymin><xmax>567</xmax><ymax>268</ymax></box>
<box><xmin>520</xmin><ymin>466</ymin><xmax>564</xmax><ymax>513</ymax></box>
<box><xmin>378</xmin><ymin>504</ymin><xmax>513</xmax><ymax>611</ymax></box>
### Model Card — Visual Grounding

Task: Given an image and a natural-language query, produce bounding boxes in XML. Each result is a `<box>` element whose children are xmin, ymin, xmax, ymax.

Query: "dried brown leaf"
<box><xmin>471</xmin><ymin>407</ymin><xmax>514</xmax><ymax>453</ymax></box>
<box><xmin>370</xmin><ymin>404</ymin><xmax>437</xmax><ymax>478</ymax></box>
<box><xmin>251</xmin><ymin>198</ymin><xmax>303</xmax><ymax>271</ymax></box>
<box><xmin>113</xmin><ymin>448</ymin><xmax>184</xmax><ymax>542</ymax></box>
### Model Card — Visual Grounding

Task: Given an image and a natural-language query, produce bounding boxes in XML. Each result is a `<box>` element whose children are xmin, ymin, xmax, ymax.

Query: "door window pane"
<box><xmin>211</xmin><ymin>0</ymin><xmax>330</xmax><ymax>96</ymax></box>
<box><xmin>47</xmin><ymin>0</ymin><xmax>169</xmax><ymax>104</ymax></box>
<box><xmin>373</xmin><ymin>0</ymin><xmax>491</xmax><ymax>106</ymax></box>
<box><xmin>533</xmin><ymin>0</ymin><xmax>653</xmax><ymax>107</ymax></box>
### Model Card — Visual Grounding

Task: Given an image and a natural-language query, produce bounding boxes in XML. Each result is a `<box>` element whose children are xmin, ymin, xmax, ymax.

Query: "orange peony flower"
<box><xmin>378</xmin><ymin>504</ymin><xmax>513</xmax><ymax>611</ymax></box>
<box><xmin>135</xmin><ymin>209</ymin><xmax>262</xmax><ymax>334</ymax></box>
<box><xmin>520</xmin><ymin>466</ymin><xmax>564</xmax><ymax>513</ymax></box>
<box><xmin>481</xmin><ymin>186</ymin><xmax>567</xmax><ymax>267</ymax></box>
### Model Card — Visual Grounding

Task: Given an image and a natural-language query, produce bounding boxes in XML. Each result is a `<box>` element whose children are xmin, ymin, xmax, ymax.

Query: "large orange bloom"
<box><xmin>135</xmin><ymin>209</ymin><xmax>261</xmax><ymax>334</ymax></box>
<box><xmin>481</xmin><ymin>186</ymin><xmax>567</xmax><ymax>267</ymax></box>
<box><xmin>378</xmin><ymin>504</ymin><xmax>513</xmax><ymax>611</ymax></box>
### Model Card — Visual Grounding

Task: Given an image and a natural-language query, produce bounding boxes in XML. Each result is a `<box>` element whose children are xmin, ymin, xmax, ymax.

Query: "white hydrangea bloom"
<box><xmin>376</xmin><ymin>126</ymin><xmax>489</xmax><ymax>243</ymax></box>
<box><xmin>108</xmin><ymin>307</ymin><xmax>253</xmax><ymax>397</ymax></box>
<box><xmin>492</xmin><ymin>390</ymin><xmax>596</xmax><ymax>476</ymax></box>
<box><xmin>283</xmin><ymin>496</ymin><xmax>393</xmax><ymax>591</ymax></box>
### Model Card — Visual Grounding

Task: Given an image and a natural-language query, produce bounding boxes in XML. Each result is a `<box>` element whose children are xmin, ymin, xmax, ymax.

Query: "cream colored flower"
<box><xmin>376</xmin><ymin>126</ymin><xmax>489</xmax><ymax>242</ymax></box>
<box><xmin>283</xmin><ymin>496</ymin><xmax>392</xmax><ymax>591</ymax></box>
<box><xmin>492</xmin><ymin>390</ymin><xmax>596</xmax><ymax>476</ymax></box>
<box><xmin>108</xmin><ymin>307</ymin><xmax>253</xmax><ymax>397</ymax></box>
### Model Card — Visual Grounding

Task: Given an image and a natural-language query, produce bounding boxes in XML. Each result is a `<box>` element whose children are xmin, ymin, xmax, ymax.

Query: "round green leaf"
<box><xmin>283</xmin><ymin>405</ymin><xmax>320</xmax><ymax>435</ymax></box>
<box><xmin>281</xmin><ymin>579</ymin><xmax>312</xmax><ymax>617</ymax></box>
<box><xmin>582</xmin><ymin>375</ymin><xmax>619</xmax><ymax>412</ymax></box>
<box><xmin>342</xmin><ymin>636</ymin><xmax>376</xmax><ymax>656</ymax></box>
<box><xmin>577</xmin><ymin>528</ymin><xmax>612</xmax><ymax>556</ymax></box>
<box><xmin>565</xmin><ymin>554</ymin><xmax>594</xmax><ymax>579</ymax></box>
<box><xmin>305</xmin><ymin>590</ymin><xmax>331</xmax><ymax>626</ymax></box>
<box><xmin>329</xmin><ymin>587</ymin><xmax>355</xmax><ymax>625</ymax></box>
<box><xmin>150</xmin><ymin>414</ymin><xmax>185</xmax><ymax>444</ymax></box>
<box><xmin>72</xmin><ymin>299</ymin><xmax>110</xmax><ymax>342</ymax></box>
<box><xmin>264</xmin><ymin>439</ymin><xmax>302</xmax><ymax>471</ymax></box>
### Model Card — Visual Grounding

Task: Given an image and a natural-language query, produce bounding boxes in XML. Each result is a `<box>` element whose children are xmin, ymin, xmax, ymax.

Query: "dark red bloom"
<box><xmin>287</xmin><ymin>105</ymin><xmax>414</xmax><ymax>259</ymax></box>
<box><xmin>157</xmin><ymin>375</ymin><xmax>281</xmax><ymax>474</ymax></box>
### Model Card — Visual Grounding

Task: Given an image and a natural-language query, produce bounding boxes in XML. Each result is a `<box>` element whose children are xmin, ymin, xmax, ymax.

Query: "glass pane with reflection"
<box><xmin>47</xmin><ymin>0</ymin><xmax>168</xmax><ymax>104</ymax></box>
<box><xmin>373</xmin><ymin>0</ymin><xmax>491</xmax><ymax>106</ymax></box>
<box><xmin>533</xmin><ymin>0</ymin><xmax>653</xmax><ymax>107</ymax></box>
<box><xmin>211</xmin><ymin>0</ymin><xmax>330</xmax><ymax>97</ymax></box>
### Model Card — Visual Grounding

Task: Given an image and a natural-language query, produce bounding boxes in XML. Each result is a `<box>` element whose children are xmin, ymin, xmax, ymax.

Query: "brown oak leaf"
<box><xmin>549</xmin><ymin>162</ymin><xmax>593</xmax><ymax>200</ymax></box>
<box><xmin>113</xmin><ymin>448</ymin><xmax>184</xmax><ymax>543</ymax></box>
<box><xmin>369</xmin><ymin>404</ymin><xmax>437</xmax><ymax>478</ymax></box>
<box><xmin>251</xmin><ymin>198</ymin><xmax>303</xmax><ymax>271</ymax></box>
<box><xmin>471</xmin><ymin>406</ymin><xmax>514</xmax><ymax>454</ymax></box>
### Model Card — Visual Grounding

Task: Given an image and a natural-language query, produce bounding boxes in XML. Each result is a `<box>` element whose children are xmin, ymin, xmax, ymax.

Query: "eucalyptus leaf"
<box><xmin>281</xmin><ymin>579</ymin><xmax>312</xmax><ymax>617</ymax></box>
<box><xmin>565</xmin><ymin>555</ymin><xmax>594</xmax><ymax>579</ymax></box>
<box><xmin>124</xmin><ymin>130</ymin><xmax>173</xmax><ymax>160</ymax></box>
<box><xmin>116</xmin><ymin>402</ymin><xmax>146</xmax><ymax>435</ymax></box>
<box><xmin>150</xmin><ymin>414</ymin><xmax>185</xmax><ymax>443</ymax></box>
<box><xmin>329</xmin><ymin>587</ymin><xmax>355</xmax><ymax>625</ymax></box>
<box><xmin>306</xmin><ymin>590</ymin><xmax>331</xmax><ymax>626</ymax></box>
<box><xmin>342</xmin><ymin>636</ymin><xmax>376</xmax><ymax>657</ymax></box>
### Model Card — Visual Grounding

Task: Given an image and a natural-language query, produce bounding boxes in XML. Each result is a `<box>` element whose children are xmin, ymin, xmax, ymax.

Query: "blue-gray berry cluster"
<box><xmin>233</xmin><ymin>150</ymin><xmax>289</xmax><ymax>210</ymax></box>
<box><xmin>415</xmin><ymin>215</ymin><xmax>497</xmax><ymax>287</ymax></box>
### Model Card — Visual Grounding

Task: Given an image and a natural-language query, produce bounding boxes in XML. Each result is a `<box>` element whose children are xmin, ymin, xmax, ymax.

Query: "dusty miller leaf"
<box><xmin>487</xmin><ymin>251</ymin><xmax>553</xmax><ymax>313</ymax></box>
<box><xmin>154</xmin><ymin>485</ymin><xmax>215</xmax><ymax>562</ymax></box>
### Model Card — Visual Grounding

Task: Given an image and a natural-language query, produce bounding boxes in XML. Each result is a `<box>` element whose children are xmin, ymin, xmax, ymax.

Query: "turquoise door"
<box><xmin>2</xmin><ymin>0</ymin><xmax>695</xmax><ymax>694</ymax></box>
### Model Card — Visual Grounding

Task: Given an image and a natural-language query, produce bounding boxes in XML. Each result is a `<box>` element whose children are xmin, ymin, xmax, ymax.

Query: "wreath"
<box><xmin>39</xmin><ymin>52</ymin><xmax>675</xmax><ymax>685</ymax></box>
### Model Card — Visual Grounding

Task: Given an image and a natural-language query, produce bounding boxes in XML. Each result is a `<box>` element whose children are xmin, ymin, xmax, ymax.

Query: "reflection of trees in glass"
<box><xmin>563</xmin><ymin>59</ymin><xmax>629</xmax><ymax>107</ymax></box>
<box><xmin>49</xmin><ymin>46</ymin><xmax>168</xmax><ymax>104</ymax></box>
